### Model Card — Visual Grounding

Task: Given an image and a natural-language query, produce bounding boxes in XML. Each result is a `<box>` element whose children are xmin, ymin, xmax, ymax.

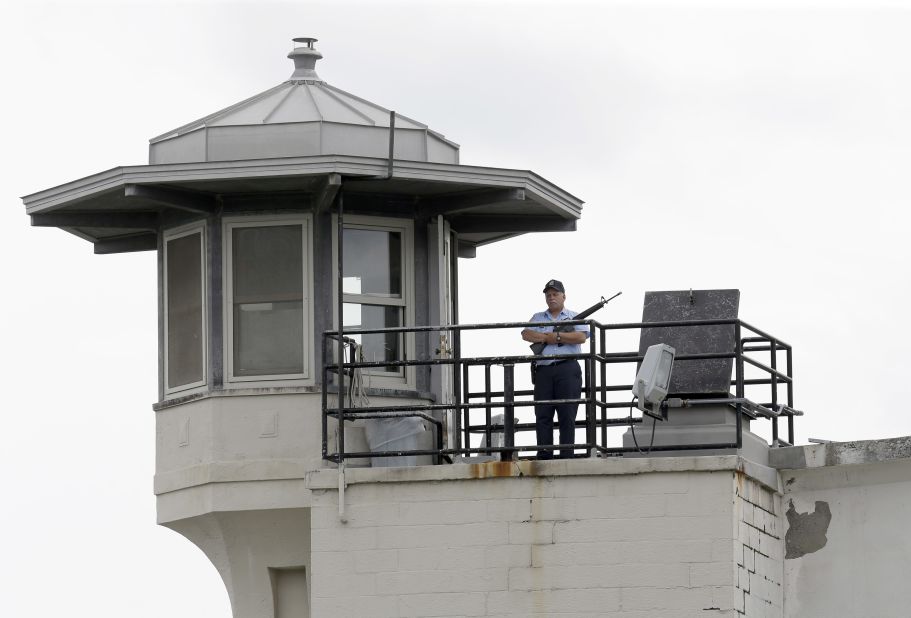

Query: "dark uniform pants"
<box><xmin>533</xmin><ymin>361</ymin><xmax>582</xmax><ymax>459</ymax></box>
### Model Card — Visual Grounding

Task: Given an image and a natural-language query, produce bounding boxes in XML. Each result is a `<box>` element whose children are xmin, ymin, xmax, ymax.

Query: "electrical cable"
<box><xmin>348</xmin><ymin>342</ymin><xmax>370</xmax><ymax>409</ymax></box>
<box><xmin>628</xmin><ymin>396</ymin><xmax>658</xmax><ymax>454</ymax></box>
<box><xmin>338</xmin><ymin>341</ymin><xmax>369</xmax><ymax>462</ymax></box>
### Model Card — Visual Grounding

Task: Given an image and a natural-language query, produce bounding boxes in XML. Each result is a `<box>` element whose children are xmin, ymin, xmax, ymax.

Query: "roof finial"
<box><xmin>288</xmin><ymin>37</ymin><xmax>323</xmax><ymax>82</ymax></box>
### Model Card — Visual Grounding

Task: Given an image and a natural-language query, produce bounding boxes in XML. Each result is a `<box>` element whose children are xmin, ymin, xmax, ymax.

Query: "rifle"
<box><xmin>529</xmin><ymin>291</ymin><xmax>622</xmax><ymax>356</ymax></box>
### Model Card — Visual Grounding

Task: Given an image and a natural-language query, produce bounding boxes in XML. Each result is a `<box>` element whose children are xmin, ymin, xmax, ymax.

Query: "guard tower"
<box><xmin>22</xmin><ymin>38</ymin><xmax>583</xmax><ymax>617</ymax></box>
<box><xmin>29</xmin><ymin>36</ymin><xmax>911</xmax><ymax>618</ymax></box>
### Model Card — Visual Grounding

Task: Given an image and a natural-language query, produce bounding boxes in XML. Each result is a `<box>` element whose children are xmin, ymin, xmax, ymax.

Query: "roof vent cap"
<box><xmin>288</xmin><ymin>37</ymin><xmax>323</xmax><ymax>82</ymax></box>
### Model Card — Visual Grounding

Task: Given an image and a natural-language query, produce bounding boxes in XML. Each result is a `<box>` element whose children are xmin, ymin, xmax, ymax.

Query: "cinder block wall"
<box><xmin>735</xmin><ymin>472</ymin><xmax>783</xmax><ymax>616</ymax></box>
<box><xmin>308</xmin><ymin>458</ymin><xmax>783</xmax><ymax>617</ymax></box>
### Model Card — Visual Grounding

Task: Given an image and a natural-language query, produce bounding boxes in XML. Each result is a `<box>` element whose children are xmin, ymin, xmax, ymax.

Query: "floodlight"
<box><xmin>633</xmin><ymin>343</ymin><xmax>676</xmax><ymax>419</ymax></box>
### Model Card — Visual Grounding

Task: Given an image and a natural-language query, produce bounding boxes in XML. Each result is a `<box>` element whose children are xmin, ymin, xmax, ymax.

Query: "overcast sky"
<box><xmin>3</xmin><ymin>1</ymin><xmax>911</xmax><ymax>616</ymax></box>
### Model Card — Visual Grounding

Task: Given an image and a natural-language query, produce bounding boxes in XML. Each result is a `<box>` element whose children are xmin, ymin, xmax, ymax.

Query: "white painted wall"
<box><xmin>154</xmin><ymin>391</ymin><xmax>435</xmax><ymax>521</ymax></box>
<box><xmin>307</xmin><ymin>457</ymin><xmax>782</xmax><ymax>617</ymax></box>
<box><xmin>773</xmin><ymin>440</ymin><xmax>911</xmax><ymax>618</ymax></box>
<box><xmin>152</xmin><ymin>392</ymin><xmax>911</xmax><ymax>618</ymax></box>
<box><xmin>154</xmin><ymin>390</ymin><xmax>441</xmax><ymax>618</ymax></box>
<box><xmin>166</xmin><ymin>508</ymin><xmax>312</xmax><ymax>618</ymax></box>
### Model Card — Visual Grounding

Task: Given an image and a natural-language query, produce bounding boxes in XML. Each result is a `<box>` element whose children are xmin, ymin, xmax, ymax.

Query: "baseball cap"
<box><xmin>542</xmin><ymin>279</ymin><xmax>565</xmax><ymax>293</ymax></box>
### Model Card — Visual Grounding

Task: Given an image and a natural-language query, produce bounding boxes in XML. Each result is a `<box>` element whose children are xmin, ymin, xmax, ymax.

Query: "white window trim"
<box><xmin>163</xmin><ymin>222</ymin><xmax>208</xmax><ymax>396</ymax></box>
<box><xmin>223</xmin><ymin>214</ymin><xmax>314</xmax><ymax>387</ymax></box>
<box><xmin>332</xmin><ymin>214</ymin><xmax>416</xmax><ymax>389</ymax></box>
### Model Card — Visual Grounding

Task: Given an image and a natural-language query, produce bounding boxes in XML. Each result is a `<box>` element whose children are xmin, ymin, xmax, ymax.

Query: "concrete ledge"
<box><xmin>153</xmin><ymin>386</ymin><xmax>322</xmax><ymax>411</ymax></box>
<box><xmin>156</xmin><ymin>479</ymin><xmax>311</xmax><ymax>524</ymax></box>
<box><xmin>307</xmin><ymin>455</ymin><xmax>781</xmax><ymax>493</ymax></box>
<box><xmin>153</xmin><ymin>385</ymin><xmax>435</xmax><ymax>411</ymax></box>
<box><xmin>154</xmin><ymin>458</ymin><xmax>315</xmax><ymax>494</ymax></box>
<box><xmin>155</xmin><ymin>454</ymin><xmax>783</xmax><ymax>499</ymax></box>
<box><xmin>155</xmin><ymin>455</ymin><xmax>783</xmax><ymax>522</ymax></box>
<box><xmin>770</xmin><ymin>436</ymin><xmax>911</xmax><ymax>470</ymax></box>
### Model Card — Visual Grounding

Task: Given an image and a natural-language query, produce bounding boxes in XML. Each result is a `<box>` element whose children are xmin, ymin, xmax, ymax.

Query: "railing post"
<box><xmin>599</xmin><ymin>325</ymin><xmax>607</xmax><ymax>449</ymax></box>
<box><xmin>787</xmin><ymin>346</ymin><xmax>795</xmax><ymax>445</ymax></box>
<box><xmin>321</xmin><ymin>334</ymin><xmax>328</xmax><ymax>460</ymax></box>
<box><xmin>735</xmin><ymin>321</ymin><xmax>744</xmax><ymax>449</ymax></box>
<box><xmin>585</xmin><ymin>327</ymin><xmax>596</xmax><ymax>456</ymax></box>
<box><xmin>462</xmin><ymin>362</ymin><xmax>470</xmax><ymax>458</ymax></box>
<box><xmin>484</xmin><ymin>363</ymin><xmax>492</xmax><ymax>456</ymax></box>
<box><xmin>338</xmin><ymin>341</ymin><xmax>346</xmax><ymax>464</ymax></box>
<box><xmin>502</xmin><ymin>363</ymin><xmax>516</xmax><ymax>461</ymax></box>
<box><xmin>453</xmin><ymin>328</ymin><xmax>463</xmax><ymax>456</ymax></box>
<box><xmin>770</xmin><ymin>338</ymin><xmax>779</xmax><ymax>446</ymax></box>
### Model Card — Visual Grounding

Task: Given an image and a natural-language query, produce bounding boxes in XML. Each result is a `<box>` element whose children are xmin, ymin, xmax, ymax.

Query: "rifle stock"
<box><xmin>529</xmin><ymin>291</ymin><xmax>621</xmax><ymax>356</ymax></box>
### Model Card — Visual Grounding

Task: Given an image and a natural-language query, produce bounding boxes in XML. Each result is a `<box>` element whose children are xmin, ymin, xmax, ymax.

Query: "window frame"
<box><xmin>333</xmin><ymin>214</ymin><xmax>415</xmax><ymax>388</ymax></box>
<box><xmin>223</xmin><ymin>214</ymin><xmax>314</xmax><ymax>386</ymax></box>
<box><xmin>163</xmin><ymin>222</ymin><xmax>208</xmax><ymax>396</ymax></box>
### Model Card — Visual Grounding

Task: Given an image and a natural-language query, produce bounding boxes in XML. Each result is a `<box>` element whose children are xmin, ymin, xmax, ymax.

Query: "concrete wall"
<box><xmin>154</xmin><ymin>391</ymin><xmax>434</xmax><ymax>522</ymax></box>
<box><xmin>153</xmin><ymin>394</ymin><xmax>911</xmax><ymax>618</ymax></box>
<box><xmin>165</xmin><ymin>508</ymin><xmax>312</xmax><ymax>618</ymax></box>
<box><xmin>771</xmin><ymin>438</ymin><xmax>911</xmax><ymax>618</ymax></box>
<box><xmin>307</xmin><ymin>457</ymin><xmax>782</xmax><ymax>617</ymax></box>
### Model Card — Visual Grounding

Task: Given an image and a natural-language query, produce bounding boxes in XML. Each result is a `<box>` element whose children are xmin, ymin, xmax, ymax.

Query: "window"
<box><xmin>340</xmin><ymin>217</ymin><xmax>413</xmax><ymax>380</ymax></box>
<box><xmin>164</xmin><ymin>225</ymin><xmax>206</xmax><ymax>393</ymax></box>
<box><xmin>226</xmin><ymin>216</ymin><xmax>311</xmax><ymax>382</ymax></box>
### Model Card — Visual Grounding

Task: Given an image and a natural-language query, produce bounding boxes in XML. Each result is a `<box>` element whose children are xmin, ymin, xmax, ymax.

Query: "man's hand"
<box><xmin>521</xmin><ymin>328</ymin><xmax>549</xmax><ymax>344</ymax></box>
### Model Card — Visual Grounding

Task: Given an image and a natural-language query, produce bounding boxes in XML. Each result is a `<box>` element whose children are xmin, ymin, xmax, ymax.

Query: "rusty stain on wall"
<box><xmin>785</xmin><ymin>499</ymin><xmax>832</xmax><ymax>559</ymax></box>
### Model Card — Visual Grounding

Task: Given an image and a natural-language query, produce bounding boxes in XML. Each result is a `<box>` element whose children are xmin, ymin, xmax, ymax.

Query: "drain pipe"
<box><xmin>337</xmin><ymin>378</ymin><xmax>348</xmax><ymax>523</ymax></box>
<box><xmin>338</xmin><ymin>456</ymin><xmax>348</xmax><ymax>523</ymax></box>
<box><xmin>370</xmin><ymin>110</ymin><xmax>396</xmax><ymax>180</ymax></box>
<box><xmin>386</xmin><ymin>110</ymin><xmax>395</xmax><ymax>179</ymax></box>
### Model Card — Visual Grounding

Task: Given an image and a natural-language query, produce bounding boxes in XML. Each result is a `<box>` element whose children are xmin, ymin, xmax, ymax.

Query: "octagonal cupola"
<box><xmin>148</xmin><ymin>38</ymin><xmax>459</xmax><ymax>165</ymax></box>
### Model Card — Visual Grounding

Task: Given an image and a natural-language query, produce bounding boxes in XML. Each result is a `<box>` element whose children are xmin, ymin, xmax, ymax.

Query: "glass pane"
<box><xmin>343</xmin><ymin>303</ymin><xmax>402</xmax><ymax>373</ymax></box>
<box><xmin>232</xmin><ymin>224</ymin><xmax>305</xmax><ymax>376</ymax></box>
<box><xmin>233</xmin><ymin>225</ymin><xmax>303</xmax><ymax>303</ymax></box>
<box><xmin>234</xmin><ymin>301</ymin><xmax>304</xmax><ymax>376</ymax></box>
<box><xmin>657</xmin><ymin>349</ymin><xmax>674</xmax><ymax>389</ymax></box>
<box><xmin>343</xmin><ymin>228</ymin><xmax>401</xmax><ymax>297</ymax></box>
<box><xmin>166</xmin><ymin>232</ymin><xmax>204</xmax><ymax>388</ymax></box>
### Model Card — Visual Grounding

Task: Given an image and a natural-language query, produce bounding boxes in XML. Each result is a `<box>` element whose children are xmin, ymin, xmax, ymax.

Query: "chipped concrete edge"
<box><xmin>769</xmin><ymin>436</ymin><xmax>911</xmax><ymax>470</ymax></box>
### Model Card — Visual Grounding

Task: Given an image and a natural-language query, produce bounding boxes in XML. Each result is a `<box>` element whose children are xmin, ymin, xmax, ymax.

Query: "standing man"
<box><xmin>521</xmin><ymin>280</ymin><xmax>590</xmax><ymax>459</ymax></box>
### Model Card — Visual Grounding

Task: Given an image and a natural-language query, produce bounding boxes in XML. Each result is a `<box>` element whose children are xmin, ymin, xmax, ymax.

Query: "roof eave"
<box><xmin>23</xmin><ymin>155</ymin><xmax>584</xmax><ymax>218</ymax></box>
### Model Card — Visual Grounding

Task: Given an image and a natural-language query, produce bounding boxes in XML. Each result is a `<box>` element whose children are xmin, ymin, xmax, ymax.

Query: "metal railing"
<box><xmin>321</xmin><ymin>318</ymin><xmax>803</xmax><ymax>465</ymax></box>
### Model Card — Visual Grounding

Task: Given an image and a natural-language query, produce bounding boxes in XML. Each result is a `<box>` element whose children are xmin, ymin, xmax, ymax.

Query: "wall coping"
<box><xmin>769</xmin><ymin>436</ymin><xmax>911</xmax><ymax>470</ymax></box>
<box><xmin>307</xmin><ymin>455</ymin><xmax>781</xmax><ymax>493</ymax></box>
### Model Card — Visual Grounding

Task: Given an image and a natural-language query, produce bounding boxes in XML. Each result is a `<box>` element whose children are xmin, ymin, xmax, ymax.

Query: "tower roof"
<box><xmin>149</xmin><ymin>38</ymin><xmax>459</xmax><ymax>165</ymax></box>
<box><xmin>22</xmin><ymin>37</ymin><xmax>583</xmax><ymax>254</ymax></box>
